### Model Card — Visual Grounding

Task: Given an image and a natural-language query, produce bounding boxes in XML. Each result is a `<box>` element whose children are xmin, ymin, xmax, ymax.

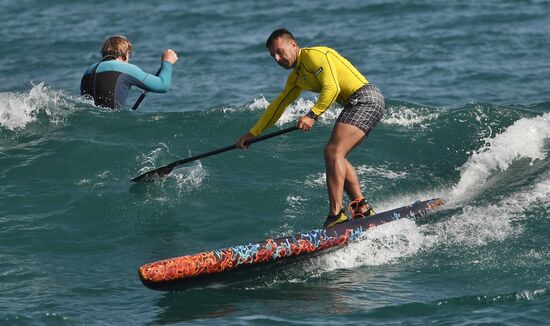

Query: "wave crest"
<box><xmin>0</xmin><ymin>83</ymin><xmax>73</xmax><ymax>132</ymax></box>
<box><xmin>451</xmin><ymin>112</ymin><xmax>550</xmax><ymax>199</ymax></box>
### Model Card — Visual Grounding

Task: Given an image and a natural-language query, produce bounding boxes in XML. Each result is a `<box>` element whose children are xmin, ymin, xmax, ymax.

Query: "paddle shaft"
<box><xmin>167</xmin><ymin>126</ymin><xmax>299</xmax><ymax>167</ymax></box>
<box><xmin>131</xmin><ymin>67</ymin><xmax>162</xmax><ymax>110</ymax></box>
<box><xmin>131</xmin><ymin>126</ymin><xmax>299</xmax><ymax>182</ymax></box>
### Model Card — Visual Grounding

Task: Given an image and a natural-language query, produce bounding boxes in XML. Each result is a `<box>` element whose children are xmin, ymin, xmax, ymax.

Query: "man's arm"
<box><xmin>236</xmin><ymin>74</ymin><xmax>301</xmax><ymax>148</ymax></box>
<box><xmin>249</xmin><ymin>84</ymin><xmax>302</xmax><ymax>136</ymax></box>
<box><xmin>139</xmin><ymin>49</ymin><xmax>178</xmax><ymax>93</ymax></box>
<box><xmin>138</xmin><ymin>61</ymin><xmax>173</xmax><ymax>93</ymax></box>
<box><xmin>125</xmin><ymin>49</ymin><xmax>178</xmax><ymax>93</ymax></box>
<box><xmin>307</xmin><ymin>49</ymin><xmax>341</xmax><ymax>117</ymax></box>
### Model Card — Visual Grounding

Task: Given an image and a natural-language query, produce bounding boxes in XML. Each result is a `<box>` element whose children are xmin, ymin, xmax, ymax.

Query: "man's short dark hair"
<box><xmin>266</xmin><ymin>28</ymin><xmax>296</xmax><ymax>48</ymax></box>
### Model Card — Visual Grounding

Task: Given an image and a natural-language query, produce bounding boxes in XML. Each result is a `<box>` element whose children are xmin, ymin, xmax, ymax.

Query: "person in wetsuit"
<box><xmin>80</xmin><ymin>35</ymin><xmax>178</xmax><ymax>109</ymax></box>
<box><xmin>236</xmin><ymin>29</ymin><xmax>385</xmax><ymax>228</ymax></box>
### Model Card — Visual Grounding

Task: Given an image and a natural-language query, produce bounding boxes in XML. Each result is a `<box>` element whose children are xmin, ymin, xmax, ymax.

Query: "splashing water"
<box><xmin>451</xmin><ymin>112</ymin><xmax>550</xmax><ymax>199</ymax></box>
<box><xmin>0</xmin><ymin>83</ymin><xmax>69</xmax><ymax>131</ymax></box>
<box><xmin>382</xmin><ymin>105</ymin><xmax>441</xmax><ymax>128</ymax></box>
<box><xmin>247</xmin><ymin>95</ymin><xmax>343</xmax><ymax>127</ymax></box>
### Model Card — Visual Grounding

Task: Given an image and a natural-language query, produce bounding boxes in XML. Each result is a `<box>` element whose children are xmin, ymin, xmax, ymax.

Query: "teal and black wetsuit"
<box><xmin>80</xmin><ymin>57</ymin><xmax>173</xmax><ymax>109</ymax></box>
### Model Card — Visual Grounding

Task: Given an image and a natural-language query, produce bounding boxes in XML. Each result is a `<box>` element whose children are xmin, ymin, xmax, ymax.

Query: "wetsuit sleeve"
<box><xmin>308</xmin><ymin>51</ymin><xmax>341</xmax><ymax>116</ymax></box>
<box><xmin>249</xmin><ymin>74</ymin><xmax>301</xmax><ymax>136</ymax></box>
<box><xmin>138</xmin><ymin>61</ymin><xmax>173</xmax><ymax>93</ymax></box>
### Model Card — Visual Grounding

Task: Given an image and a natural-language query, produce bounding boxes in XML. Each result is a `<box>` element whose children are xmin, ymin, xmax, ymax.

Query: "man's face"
<box><xmin>268</xmin><ymin>37</ymin><xmax>298</xmax><ymax>69</ymax></box>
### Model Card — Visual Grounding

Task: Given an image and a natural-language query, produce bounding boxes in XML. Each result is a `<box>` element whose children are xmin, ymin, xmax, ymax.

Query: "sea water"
<box><xmin>1</xmin><ymin>0</ymin><xmax>549</xmax><ymax>325</ymax></box>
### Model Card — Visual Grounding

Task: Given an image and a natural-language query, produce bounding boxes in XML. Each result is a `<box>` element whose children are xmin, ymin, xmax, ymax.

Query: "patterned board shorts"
<box><xmin>337</xmin><ymin>83</ymin><xmax>385</xmax><ymax>136</ymax></box>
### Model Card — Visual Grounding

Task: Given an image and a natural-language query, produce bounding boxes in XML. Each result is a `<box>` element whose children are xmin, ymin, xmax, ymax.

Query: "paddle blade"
<box><xmin>131</xmin><ymin>165</ymin><xmax>175</xmax><ymax>183</ymax></box>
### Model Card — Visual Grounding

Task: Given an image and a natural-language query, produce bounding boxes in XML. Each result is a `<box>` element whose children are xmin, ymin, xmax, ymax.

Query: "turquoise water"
<box><xmin>1</xmin><ymin>1</ymin><xmax>550</xmax><ymax>325</ymax></box>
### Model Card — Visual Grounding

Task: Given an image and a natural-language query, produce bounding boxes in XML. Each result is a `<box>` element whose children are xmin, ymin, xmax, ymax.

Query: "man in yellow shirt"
<box><xmin>236</xmin><ymin>29</ymin><xmax>385</xmax><ymax>228</ymax></box>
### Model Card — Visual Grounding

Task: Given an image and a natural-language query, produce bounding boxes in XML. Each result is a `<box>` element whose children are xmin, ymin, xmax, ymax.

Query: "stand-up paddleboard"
<box><xmin>139</xmin><ymin>198</ymin><xmax>444</xmax><ymax>291</ymax></box>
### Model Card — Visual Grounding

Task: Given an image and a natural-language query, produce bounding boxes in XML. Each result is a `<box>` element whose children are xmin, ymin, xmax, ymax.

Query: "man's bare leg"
<box><xmin>324</xmin><ymin>122</ymin><xmax>366</xmax><ymax>216</ymax></box>
<box><xmin>343</xmin><ymin>160</ymin><xmax>363</xmax><ymax>201</ymax></box>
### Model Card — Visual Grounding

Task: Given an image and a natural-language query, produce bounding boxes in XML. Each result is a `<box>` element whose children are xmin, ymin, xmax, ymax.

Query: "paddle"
<box><xmin>131</xmin><ymin>67</ymin><xmax>162</xmax><ymax>110</ymax></box>
<box><xmin>131</xmin><ymin>126</ymin><xmax>299</xmax><ymax>182</ymax></box>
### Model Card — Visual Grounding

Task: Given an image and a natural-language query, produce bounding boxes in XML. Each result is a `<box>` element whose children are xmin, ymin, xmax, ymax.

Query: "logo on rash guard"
<box><xmin>314</xmin><ymin>67</ymin><xmax>323</xmax><ymax>76</ymax></box>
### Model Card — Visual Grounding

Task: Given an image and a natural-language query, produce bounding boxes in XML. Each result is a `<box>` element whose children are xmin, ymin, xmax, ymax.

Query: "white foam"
<box><xmin>505</xmin><ymin>173</ymin><xmax>550</xmax><ymax>210</ymax></box>
<box><xmin>75</xmin><ymin>179</ymin><xmax>91</xmax><ymax>186</ymax></box>
<box><xmin>97</xmin><ymin>170</ymin><xmax>110</xmax><ymax>179</ymax></box>
<box><xmin>285</xmin><ymin>195</ymin><xmax>305</xmax><ymax>213</ymax></box>
<box><xmin>382</xmin><ymin>106</ymin><xmax>440</xmax><ymax>127</ymax></box>
<box><xmin>297</xmin><ymin>170</ymin><xmax>550</xmax><ymax>274</ymax></box>
<box><xmin>304</xmin><ymin>172</ymin><xmax>327</xmax><ymax>188</ymax></box>
<box><xmin>530</xmin><ymin>177</ymin><xmax>550</xmax><ymax>206</ymax></box>
<box><xmin>373</xmin><ymin>188</ymin><xmax>447</xmax><ymax>213</ymax></box>
<box><xmin>172</xmin><ymin>162</ymin><xmax>207</xmax><ymax>190</ymax></box>
<box><xmin>219</xmin><ymin>95</ymin><xmax>270</xmax><ymax>114</ymax></box>
<box><xmin>272</xmin><ymin>98</ymin><xmax>316</xmax><ymax>126</ymax></box>
<box><xmin>309</xmin><ymin>218</ymin><xmax>425</xmax><ymax>272</ymax></box>
<box><xmin>424</xmin><ymin>172</ymin><xmax>550</xmax><ymax>251</ymax></box>
<box><xmin>246</xmin><ymin>95</ymin><xmax>344</xmax><ymax>127</ymax></box>
<box><xmin>451</xmin><ymin>112</ymin><xmax>550</xmax><ymax>199</ymax></box>
<box><xmin>248</xmin><ymin>97</ymin><xmax>441</xmax><ymax>129</ymax></box>
<box><xmin>516</xmin><ymin>288</ymin><xmax>548</xmax><ymax>301</ymax></box>
<box><xmin>248</xmin><ymin>95</ymin><xmax>269</xmax><ymax>110</ymax></box>
<box><xmin>255</xmin><ymin>171</ymin><xmax>549</xmax><ymax>282</ymax></box>
<box><xmin>356</xmin><ymin>164</ymin><xmax>408</xmax><ymax>180</ymax></box>
<box><xmin>137</xmin><ymin>144</ymin><xmax>208</xmax><ymax>190</ymax></box>
<box><xmin>135</xmin><ymin>143</ymin><xmax>170</xmax><ymax>174</ymax></box>
<box><xmin>0</xmin><ymin>83</ymin><xmax>67</xmax><ymax>131</ymax></box>
<box><xmin>74</xmin><ymin>171</ymin><xmax>113</xmax><ymax>190</ymax></box>
<box><xmin>299</xmin><ymin>197</ymin><xmax>500</xmax><ymax>274</ymax></box>
<box><xmin>424</xmin><ymin>204</ymin><xmax>518</xmax><ymax>248</ymax></box>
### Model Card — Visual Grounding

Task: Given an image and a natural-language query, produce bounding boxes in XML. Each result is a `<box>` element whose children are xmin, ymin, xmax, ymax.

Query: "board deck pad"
<box><xmin>139</xmin><ymin>198</ymin><xmax>444</xmax><ymax>291</ymax></box>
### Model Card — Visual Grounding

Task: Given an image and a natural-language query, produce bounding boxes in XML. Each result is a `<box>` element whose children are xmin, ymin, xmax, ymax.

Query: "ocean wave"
<box><xmin>244</xmin><ymin>97</ymin><xmax>442</xmax><ymax>129</ymax></box>
<box><xmin>382</xmin><ymin>105</ymin><xmax>441</xmax><ymax>128</ymax></box>
<box><xmin>421</xmin><ymin>172</ymin><xmax>550</xmax><ymax>262</ymax></box>
<box><xmin>451</xmin><ymin>112</ymin><xmax>550</xmax><ymax>199</ymax></box>
<box><xmin>437</xmin><ymin>287</ymin><xmax>550</xmax><ymax>305</ymax></box>
<box><xmin>248</xmin><ymin>95</ymin><xmax>269</xmax><ymax>111</ymax></box>
<box><xmin>0</xmin><ymin>83</ymin><xmax>76</xmax><ymax>132</ymax></box>
<box><xmin>235</xmin><ymin>95</ymin><xmax>342</xmax><ymax>127</ymax></box>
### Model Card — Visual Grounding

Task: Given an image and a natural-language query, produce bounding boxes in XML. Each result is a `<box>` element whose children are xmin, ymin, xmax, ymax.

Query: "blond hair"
<box><xmin>101</xmin><ymin>35</ymin><xmax>132</xmax><ymax>60</ymax></box>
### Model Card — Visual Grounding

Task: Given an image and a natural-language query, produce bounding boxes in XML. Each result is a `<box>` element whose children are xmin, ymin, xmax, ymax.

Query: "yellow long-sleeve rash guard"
<box><xmin>249</xmin><ymin>46</ymin><xmax>368</xmax><ymax>136</ymax></box>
